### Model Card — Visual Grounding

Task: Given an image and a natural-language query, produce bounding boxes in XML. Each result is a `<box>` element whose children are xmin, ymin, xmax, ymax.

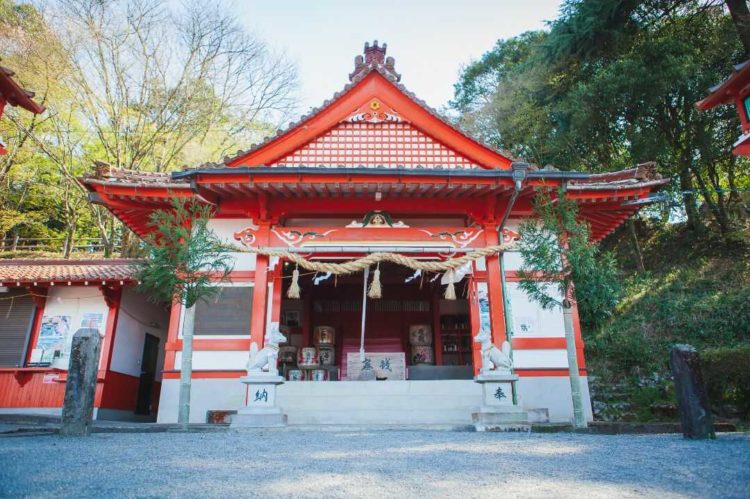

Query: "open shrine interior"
<box><xmin>278</xmin><ymin>260</ymin><xmax>474</xmax><ymax>382</ymax></box>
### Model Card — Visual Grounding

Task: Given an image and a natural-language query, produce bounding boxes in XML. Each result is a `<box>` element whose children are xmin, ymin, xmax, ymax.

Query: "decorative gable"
<box><xmin>224</xmin><ymin>42</ymin><xmax>513</xmax><ymax>170</ymax></box>
<box><xmin>271</xmin><ymin>121</ymin><xmax>481</xmax><ymax>169</ymax></box>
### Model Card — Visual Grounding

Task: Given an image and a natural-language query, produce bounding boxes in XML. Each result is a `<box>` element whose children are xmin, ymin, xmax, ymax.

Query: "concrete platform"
<box><xmin>277</xmin><ymin>379</ymin><xmax>483</xmax><ymax>425</ymax></box>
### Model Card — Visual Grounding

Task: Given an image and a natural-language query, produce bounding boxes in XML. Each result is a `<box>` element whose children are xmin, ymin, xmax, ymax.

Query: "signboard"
<box><xmin>346</xmin><ymin>352</ymin><xmax>406</xmax><ymax>381</ymax></box>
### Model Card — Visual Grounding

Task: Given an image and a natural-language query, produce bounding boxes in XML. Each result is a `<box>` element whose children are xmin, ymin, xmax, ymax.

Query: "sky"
<box><xmin>232</xmin><ymin>0</ymin><xmax>564</xmax><ymax>114</ymax></box>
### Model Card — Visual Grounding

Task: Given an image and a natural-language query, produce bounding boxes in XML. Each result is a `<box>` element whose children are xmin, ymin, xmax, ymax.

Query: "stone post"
<box><xmin>60</xmin><ymin>328</ymin><xmax>102</xmax><ymax>436</ymax></box>
<box><xmin>670</xmin><ymin>344</ymin><xmax>715</xmax><ymax>439</ymax></box>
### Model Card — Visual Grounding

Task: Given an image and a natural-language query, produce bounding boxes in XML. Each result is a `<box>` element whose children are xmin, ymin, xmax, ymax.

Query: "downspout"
<box><xmin>498</xmin><ymin>162</ymin><xmax>528</xmax><ymax>406</ymax></box>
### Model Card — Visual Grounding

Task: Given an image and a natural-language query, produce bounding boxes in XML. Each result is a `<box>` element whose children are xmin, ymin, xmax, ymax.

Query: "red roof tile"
<box><xmin>0</xmin><ymin>259</ymin><xmax>141</xmax><ymax>285</ymax></box>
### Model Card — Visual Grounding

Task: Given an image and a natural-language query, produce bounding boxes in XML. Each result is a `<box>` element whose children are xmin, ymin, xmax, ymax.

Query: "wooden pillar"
<box><xmin>95</xmin><ymin>285</ymin><xmax>121</xmax><ymax>409</ymax></box>
<box><xmin>302</xmin><ymin>289</ymin><xmax>312</xmax><ymax>348</ymax></box>
<box><xmin>432</xmin><ymin>288</ymin><xmax>443</xmax><ymax>366</ymax></box>
<box><xmin>483</xmin><ymin>224</ymin><xmax>507</xmax><ymax>347</ymax></box>
<box><xmin>250</xmin><ymin>254</ymin><xmax>269</xmax><ymax>346</ymax></box>
<box><xmin>468</xmin><ymin>276</ymin><xmax>482</xmax><ymax>375</ymax></box>
<box><xmin>163</xmin><ymin>296</ymin><xmax>183</xmax><ymax>371</ymax></box>
<box><xmin>250</xmin><ymin>222</ymin><xmax>271</xmax><ymax>346</ymax></box>
<box><xmin>270</xmin><ymin>261</ymin><xmax>283</xmax><ymax>324</ymax></box>
<box><xmin>24</xmin><ymin>286</ymin><xmax>48</xmax><ymax>365</ymax></box>
<box><xmin>98</xmin><ymin>285</ymin><xmax>122</xmax><ymax>375</ymax></box>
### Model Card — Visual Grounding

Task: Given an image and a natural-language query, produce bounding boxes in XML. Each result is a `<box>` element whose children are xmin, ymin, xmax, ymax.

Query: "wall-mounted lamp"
<box><xmin>511</xmin><ymin>162</ymin><xmax>529</xmax><ymax>191</ymax></box>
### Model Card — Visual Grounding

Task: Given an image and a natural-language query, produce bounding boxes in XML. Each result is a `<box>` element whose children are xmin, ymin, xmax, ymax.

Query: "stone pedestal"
<box><xmin>472</xmin><ymin>373</ymin><xmax>530</xmax><ymax>432</ymax></box>
<box><xmin>230</xmin><ymin>374</ymin><xmax>287</xmax><ymax>428</ymax></box>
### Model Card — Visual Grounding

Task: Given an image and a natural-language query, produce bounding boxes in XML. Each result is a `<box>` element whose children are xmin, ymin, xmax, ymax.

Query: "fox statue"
<box><xmin>246</xmin><ymin>322</ymin><xmax>287</xmax><ymax>375</ymax></box>
<box><xmin>474</xmin><ymin>327</ymin><xmax>513</xmax><ymax>374</ymax></box>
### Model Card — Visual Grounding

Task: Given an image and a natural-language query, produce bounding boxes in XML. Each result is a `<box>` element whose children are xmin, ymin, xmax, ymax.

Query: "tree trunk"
<box><xmin>63</xmin><ymin>223</ymin><xmax>76</xmax><ymax>259</ymax></box>
<box><xmin>104</xmin><ymin>218</ymin><xmax>116</xmax><ymax>258</ymax></box>
<box><xmin>627</xmin><ymin>218</ymin><xmax>645</xmax><ymax>273</ymax></box>
<box><xmin>679</xmin><ymin>168</ymin><xmax>703</xmax><ymax>233</ymax></box>
<box><xmin>563</xmin><ymin>297</ymin><xmax>587</xmax><ymax>428</ymax></box>
<box><xmin>727</xmin><ymin>0</ymin><xmax>750</xmax><ymax>57</ymax></box>
<box><xmin>178</xmin><ymin>303</ymin><xmax>196</xmax><ymax>431</ymax></box>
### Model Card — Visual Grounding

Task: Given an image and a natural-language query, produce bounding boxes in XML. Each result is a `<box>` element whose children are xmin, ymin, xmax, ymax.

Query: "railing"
<box><xmin>0</xmin><ymin>236</ymin><xmax>123</xmax><ymax>256</ymax></box>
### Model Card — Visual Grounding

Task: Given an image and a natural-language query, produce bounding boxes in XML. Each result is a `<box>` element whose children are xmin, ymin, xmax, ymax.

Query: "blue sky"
<box><xmin>232</xmin><ymin>0</ymin><xmax>563</xmax><ymax>113</ymax></box>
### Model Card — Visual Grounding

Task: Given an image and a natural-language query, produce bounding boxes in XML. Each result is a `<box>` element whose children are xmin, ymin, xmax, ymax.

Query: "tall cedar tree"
<box><xmin>518</xmin><ymin>189</ymin><xmax>621</xmax><ymax>330</ymax></box>
<box><xmin>137</xmin><ymin>198</ymin><xmax>233</xmax><ymax>429</ymax></box>
<box><xmin>518</xmin><ymin>188</ymin><xmax>621</xmax><ymax>427</ymax></box>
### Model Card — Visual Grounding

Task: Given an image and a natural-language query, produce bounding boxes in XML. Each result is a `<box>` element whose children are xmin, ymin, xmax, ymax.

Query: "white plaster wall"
<box><xmin>506</xmin><ymin>281</ymin><xmax>565</xmax><ymax>338</ymax></box>
<box><xmin>173</xmin><ymin>350</ymin><xmax>247</xmax><ymax>370</ymax></box>
<box><xmin>206</xmin><ymin>218</ymin><xmax>257</xmax><ymax>271</ymax></box>
<box><xmin>38</xmin><ymin>287</ymin><xmax>109</xmax><ymax>369</ymax></box>
<box><xmin>518</xmin><ymin>376</ymin><xmax>593</xmax><ymax>423</ymax></box>
<box><xmin>513</xmin><ymin>349</ymin><xmax>569</xmax><ymax>369</ymax></box>
<box><xmin>157</xmin><ymin>378</ymin><xmax>246</xmax><ymax>423</ymax></box>
<box><xmin>110</xmin><ymin>288</ymin><xmax>169</xmax><ymax>380</ymax></box>
<box><xmin>502</xmin><ymin>251</ymin><xmax>525</xmax><ymax>271</ymax></box>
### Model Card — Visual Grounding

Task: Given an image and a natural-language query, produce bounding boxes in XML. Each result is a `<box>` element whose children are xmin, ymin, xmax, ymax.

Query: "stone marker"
<box><xmin>60</xmin><ymin>328</ymin><xmax>102</xmax><ymax>436</ymax></box>
<box><xmin>669</xmin><ymin>344</ymin><xmax>715</xmax><ymax>439</ymax></box>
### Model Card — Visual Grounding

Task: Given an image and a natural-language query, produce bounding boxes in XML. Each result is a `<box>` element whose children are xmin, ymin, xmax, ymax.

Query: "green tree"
<box><xmin>137</xmin><ymin>199</ymin><xmax>233</xmax><ymax>430</ymax></box>
<box><xmin>518</xmin><ymin>189</ymin><xmax>622</xmax><ymax>427</ymax></box>
<box><xmin>452</xmin><ymin>3</ymin><xmax>747</xmax><ymax>237</ymax></box>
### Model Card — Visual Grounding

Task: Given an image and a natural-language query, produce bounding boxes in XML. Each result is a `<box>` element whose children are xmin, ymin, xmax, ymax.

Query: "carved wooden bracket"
<box><xmin>100</xmin><ymin>285</ymin><xmax>122</xmax><ymax>309</ymax></box>
<box><xmin>27</xmin><ymin>286</ymin><xmax>48</xmax><ymax>309</ymax></box>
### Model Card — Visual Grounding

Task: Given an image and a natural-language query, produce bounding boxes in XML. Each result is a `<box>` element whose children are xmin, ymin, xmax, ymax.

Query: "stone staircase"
<box><xmin>276</xmin><ymin>380</ymin><xmax>483</xmax><ymax>426</ymax></box>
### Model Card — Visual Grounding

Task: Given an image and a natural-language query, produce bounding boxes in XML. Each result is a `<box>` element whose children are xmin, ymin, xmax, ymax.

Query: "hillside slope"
<box><xmin>588</xmin><ymin>222</ymin><xmax>750</xmax><ymax>421</ymax></box>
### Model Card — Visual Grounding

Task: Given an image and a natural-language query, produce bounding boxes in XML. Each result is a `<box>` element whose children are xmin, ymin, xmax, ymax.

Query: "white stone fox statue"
<box><xmin>474</xmin><ymin>328</ymin><xmax>513</xmax><ymax>374</ymax></box>
<box><xmin>246</xmin><ymin>322</ymin><xmax>287</xmax><ymax>375</ymax></box>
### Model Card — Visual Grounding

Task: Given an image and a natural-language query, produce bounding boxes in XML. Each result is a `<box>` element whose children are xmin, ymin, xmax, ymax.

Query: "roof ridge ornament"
<box><xmin>349</xmin><ymin>40</ymin><xmax>401</xmax><ymax>82</ymax></box>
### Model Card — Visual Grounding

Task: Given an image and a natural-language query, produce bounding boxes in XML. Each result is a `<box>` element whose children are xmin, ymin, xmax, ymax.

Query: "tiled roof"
<box><xmin>187</xmin><ymin>43</ymin><xmax>520</xmax><ymax>171</ymax></box>
<box><xmin>696</xmin><ymin>59</ymin><xmax>750</xmax><ymax>110</ymax></box>
<box><xmin>0</xmin><ymin>62</ymin><xmax>45</xmax><ymax>114</ymax></box>
<box><xmin>0</xmin><ymin>259</ymin><xmax>142</xmax><ymax>284</ymax></box>
<box><xmin>567</xmin><ymin>162</ymin><xmax>668</xmax><ymax>190</ymax></box>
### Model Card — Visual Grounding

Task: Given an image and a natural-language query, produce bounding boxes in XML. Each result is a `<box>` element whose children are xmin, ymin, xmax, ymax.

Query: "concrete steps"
<box><xmin>277</xmin><ymin>380</ymin><xmax>482</xmax><ymax>425</ymax></box>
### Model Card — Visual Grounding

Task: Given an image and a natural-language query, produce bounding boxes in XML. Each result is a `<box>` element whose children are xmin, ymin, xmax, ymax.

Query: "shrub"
<box><xmin>701</xmin><ymin>345</ymin><xmax>750</xmax><ymax>420</ymax></box>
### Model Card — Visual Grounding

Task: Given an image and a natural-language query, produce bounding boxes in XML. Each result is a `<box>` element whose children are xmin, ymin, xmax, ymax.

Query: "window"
<box><xmin>743</xmin><ymin>94</ymin><xmax>750</xmax><ymax>123</ymax></box>
<box><xmin>0</xmin><ymin>288</ymin><xmax>36</xmax><ymax>367</ymax></box>
<box><xmin>194</xmin><ymin>286</ymin><xmax>253</xmax><ymax>336</ymax></box>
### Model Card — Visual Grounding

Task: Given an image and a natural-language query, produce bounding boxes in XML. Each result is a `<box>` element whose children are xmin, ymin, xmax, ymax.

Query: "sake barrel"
<box><xmin>310</xmin><ymin>369</ymin><xmax>328</xmax><ymax>381</ymax></box>
<box><xmin>317</xmin><ymin>346</ymin><xmax>335</xmax><ymax>366</ymax></box>
<box><xmin>408</xmin><ymin>325</ymin><xmax>433</xmax><ymax>346</ymax></box>
<box><xmin>298</xmin><ymin>347</ymin><xmax>319</xmax><ymax>368</ymax></box>
<box><xmin>411</xmin><ymin>345</ymin><xmax>435</xmax><ymax>365</ymax></box>
<box><xmin>279</xmin><ymin>346</ymin><xmax>298</xmax><ymax>363</ymax></box>
<box><xmin>287</xmin><ymin>369</ymin><xmax>305</xmax><ymax>381</ymax></box>
<box><xmin>313</xmin><ymin>326</ymin><xmax>336</xmax><ymax>346</ymax></box>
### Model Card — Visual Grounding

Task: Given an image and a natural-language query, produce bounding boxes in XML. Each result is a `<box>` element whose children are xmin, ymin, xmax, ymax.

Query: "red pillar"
<box><xmin>250</xmin><ymin>254</ymin><xmax>269</xmax><ymax>346</ymax></box>
<box><xmin>96</xmin><ymin>285</ymin><xmax>122</xmax><ymax>408</ymax></box>
<box><xmin>249</xmin><ymin>222</ymin><xmax>271</xmax><ymax>346</ymax></box>
<box><xmin>270</xmin><ymin>261</ymin><xmax>283</xmax><ymax>325</ymax></box>
<box><xmin>483</xmin><ymin>224</ymin><xmax>507</xmax><ymax>347</ymax></box>
<box><xmin>98</xmin><ymin>286</ymin><xmax>122</xmax><ymax>375</ymax></box>
<box><xmin>24</xmin><ymin>286</ymin><xmax>48</xmax><ymax>365</ymax></box>
<box><xmin>163</xmin><ymin>296</ymin><xmax>182</xmax><ymax>371</ymax></box>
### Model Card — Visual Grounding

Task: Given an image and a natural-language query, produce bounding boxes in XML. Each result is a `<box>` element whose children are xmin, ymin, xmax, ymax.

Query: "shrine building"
<box><xmin>0</xmin><ymin>42</ymin><xmax>667</xmax><ymax>425</ymax></box>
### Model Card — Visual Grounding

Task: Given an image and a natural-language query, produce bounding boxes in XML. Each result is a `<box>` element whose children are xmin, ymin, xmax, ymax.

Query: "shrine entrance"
<box><xmin>277</xmin><ymin>261</ymin><xmax>476</xmax><ymax>382</ymax></box>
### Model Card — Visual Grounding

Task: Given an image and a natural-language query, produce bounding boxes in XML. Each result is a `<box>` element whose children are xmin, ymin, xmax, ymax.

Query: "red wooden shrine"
<box><xmin>80</xmin><ymin>41</ymin><xmax>668</xmax><ymax>384</ymax></box>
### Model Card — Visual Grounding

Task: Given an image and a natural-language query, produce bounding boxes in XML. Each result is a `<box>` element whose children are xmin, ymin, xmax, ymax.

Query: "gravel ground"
<box><xmin>0</xmin><ymin>430</ymin><xmax>748</xmax><ymax>498</ymax></box>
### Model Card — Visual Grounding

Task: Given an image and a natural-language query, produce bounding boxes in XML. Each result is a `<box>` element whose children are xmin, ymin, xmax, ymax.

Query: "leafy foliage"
<box><xmin>137</xmin><ymin>199</ymin><xmax>233</xmax><ymax>308</ymax></box>
<box><xmin>453</xmin><ymin>2</ymin><xmax>747</xmax><ymax>235</ymax></box>
<box><xmin>585</xmin><ymin>223</ymin><xmax>750</xmax><ymax>421</ymax></box>
<box><xmin>518</xmin><ymin>189</ymin><xmax>622</xmax><ymax>330</ymax></box>
<box><xmin>702</xmin><ymin>344</ymin><xmax>750</xmax><ymax>419</ymax></box>
<box><xmin>0</xmin><ymin>0</ymin><xmax>297</xmax><ymax>257</ymax></box>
